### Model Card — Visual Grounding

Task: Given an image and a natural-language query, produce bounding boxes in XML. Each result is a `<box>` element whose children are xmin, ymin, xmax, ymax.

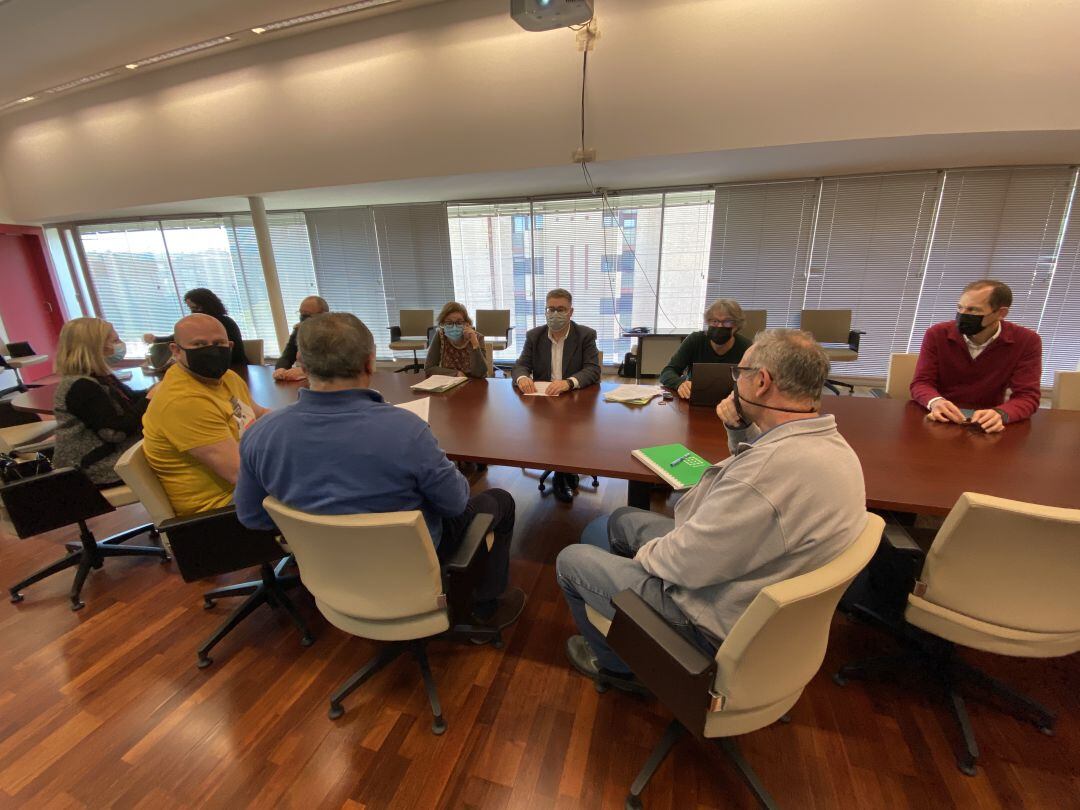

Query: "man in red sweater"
<box><xmin>910</xmin><ymin>279</ymin><xmax>1042</xmax><ymax>433</ymax></box>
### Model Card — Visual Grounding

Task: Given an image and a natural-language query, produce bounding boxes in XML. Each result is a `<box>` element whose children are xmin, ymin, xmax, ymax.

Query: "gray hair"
<box><xmin>547</xmin><ymin>288</ymin><xmax>573</xmax><ymax>305</ymax></box>
<box><xmin>749</xmin><ymin>329</ymin><xmax>830</xmax><ymax>402</ymax></box>
<box><xmin>705</xmin><ymin>298</ymin><xmax>745</xmax><ymax>329</ymax></box>
<box><xmin>302</xmin><ymin>295</ymin><xmax>330</xmax><ymax>313</ymax></box>
<box><xmin>298</xmin><ymin>312</ymin><xmax>374</xmax><ymax>380</ymax></box>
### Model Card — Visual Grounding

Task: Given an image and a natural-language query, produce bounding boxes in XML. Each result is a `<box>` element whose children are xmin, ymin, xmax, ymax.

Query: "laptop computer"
<box><xmin>688</xmin><ymin>362</ymin><xmax>736</xmax><ymax>407</ymax></box>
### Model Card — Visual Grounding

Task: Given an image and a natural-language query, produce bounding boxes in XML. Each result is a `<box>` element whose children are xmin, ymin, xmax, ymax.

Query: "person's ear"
<box><xmin>169</xmin><ymin>342</ymin><xmax>183</xmax><ymax>362</ymax></box>
<box><xmin>997</xmin><ymin>305</ymin><xmax>1009</xmax><ymax>321</ymax></box>
<box><xmin>366</xmin><ymin>355</ymin><xmax>377</xmax><ymax>376</ymax></box>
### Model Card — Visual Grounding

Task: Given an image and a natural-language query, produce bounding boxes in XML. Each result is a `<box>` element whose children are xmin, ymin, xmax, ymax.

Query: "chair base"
<box><xmin>625</xmin><ymin>719</ymin><xmax>780</xmax><ymax>809</ymax></box>
<box><xmin>328</xmin><ymin>639</ymin><xmax>446</xmax><ymax>734</ymax></box>
<box><xmin>834</xmin><ymin>642</ymin><xmax>1056</xmax><ymax>776</ymax></box>
<box><xmin>9</xmin><ymin>521</ymin><xmax>167</xmax><ymax>611</ymax></box>
<box><xmin>538</xmin><ymin>470</ymin><xmax>600</xmax><ymax>497</ymax></box>
<box><xmin>393</xmin><ymin>349</ymin><xmax>424</xmax><ymax>374</ymax></box>
<box><xmin>824</xmin><ymin>378</ymin><xmax>855</xmax><ymax>395</ymax></box>
<box><xmin>196</xmin><ymin>556</ymin><xmax>313</xmax><ymax>669</ymax></box>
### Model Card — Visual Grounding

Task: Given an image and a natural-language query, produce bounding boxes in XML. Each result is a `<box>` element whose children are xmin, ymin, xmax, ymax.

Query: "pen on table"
<box><xmin>669</xmin><ymin>452</ymin><xmax>692</xmax><ymax>468</ymax></box>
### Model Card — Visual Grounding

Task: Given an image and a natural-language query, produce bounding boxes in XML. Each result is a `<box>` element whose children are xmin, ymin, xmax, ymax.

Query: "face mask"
<box><xmin>442</xmin><ymin>324</ymin><xmax>465</xmax><ymax>342</ymax></box>
<box><xmin>546</xmin><ymin>312</ymin><xmax>569</xmax><ymax>332</ymax></box>
<box><xmin>182</xmin><ymin>345</ymin><xmax>232</xmax><ymax>380</ymax></box>
<box><xmin>707</xmin><ymin>326</ymin><xmax>733</xmax><ymax>345</ymax></box>
<box><xmin>955</xmin><ymin>312</ymin><xmax>989</xmax><ymax>336</ymax></box>
<box><xmin>106</xmin><ymin>340</ymin><xmax>127</xmax><ymax>364</ymax></box>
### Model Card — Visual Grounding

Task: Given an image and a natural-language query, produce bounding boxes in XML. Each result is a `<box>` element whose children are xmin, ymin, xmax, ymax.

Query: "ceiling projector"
<box><xmin>511</xmin><ymin>0</ymin><xmax>594</xmax><ymax>31</ymax></box>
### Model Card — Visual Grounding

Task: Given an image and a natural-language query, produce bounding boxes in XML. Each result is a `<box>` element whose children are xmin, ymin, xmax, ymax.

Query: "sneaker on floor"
<box><xmin>564</xmin><ymin>635</ymin><xmax>650</xmax><ymax>696</ymax></box>
<box><xmin>471</xmin><ymin>586</ymin><xmax>527</xmax><ymax>631</ymax></box>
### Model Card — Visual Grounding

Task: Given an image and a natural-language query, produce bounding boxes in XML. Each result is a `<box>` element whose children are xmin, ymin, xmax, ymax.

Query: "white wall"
<box><xmin>1</xmin><ymin>0</ymin><xmax>1079</xmax><ymax>222</ymax></box>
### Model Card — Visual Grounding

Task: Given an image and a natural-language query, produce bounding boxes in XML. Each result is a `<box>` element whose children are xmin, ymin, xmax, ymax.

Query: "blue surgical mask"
<box><xmin>106</xmin><ymin>340</ymin><xmax>127</xmax><ymax>364</ymax></box>
<box><xmin>443</xmin><ymin>324</ymin><xmax>465</xmax><ymax>341</ymax></box>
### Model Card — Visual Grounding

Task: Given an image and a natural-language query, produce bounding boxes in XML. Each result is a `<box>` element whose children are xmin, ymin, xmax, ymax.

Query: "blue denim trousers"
<box><xmin>556</xmin><ymin>506</ymin><xmax>718</xmax><ymax>675</ymax></box>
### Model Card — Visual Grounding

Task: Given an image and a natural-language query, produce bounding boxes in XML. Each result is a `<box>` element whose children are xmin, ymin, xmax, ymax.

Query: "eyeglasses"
<box><xmin>730</xmin><ymin>365</ymin><xmax>760</xmax><ymax>381</ymax></box>
<box><xmin>545</xmin><ymin>306</ymin><xmax>570</xmax><ymax>315</ymax></box>
<box><xmin>707</xmin><ymin>319</ymin><xmax>737</xmax><ymax>328</ymax></box>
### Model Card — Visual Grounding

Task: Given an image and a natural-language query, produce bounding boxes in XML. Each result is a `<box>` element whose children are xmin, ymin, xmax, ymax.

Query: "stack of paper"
<box><xmin>604</xmin><ymin>384</ymin><xmax>663</xmax><ymax>405</ymax></box>
<box><xmin>410</xmin><ymin>374</ymin><xmax>468</xmax><ymax>393</ymax></box>
<box><xmin>524</xmin><ymin>381</ymin><xmax>553</xmax><ymax>397</ymax></box>
<box><xmin>395</xmin><ymin>397</ymin><xmax>430</xmax><ymax>423</ymax></box>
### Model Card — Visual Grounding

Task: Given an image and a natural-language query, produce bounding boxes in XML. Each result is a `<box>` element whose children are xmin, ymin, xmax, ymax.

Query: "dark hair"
<box><xmin>962</xmin><ymin>279</ymin><xmax>1013</xmax><ymax>310</ymax></box>
<box><xmin>184</xmin><ymin>288</ymin><xmax>228</xmax><ymax>317</ymax></box>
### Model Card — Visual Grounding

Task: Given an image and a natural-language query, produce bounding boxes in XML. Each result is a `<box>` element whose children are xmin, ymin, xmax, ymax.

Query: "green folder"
<box><xmin>631</xmin><ymin>443</ymin><xmax>710</xmax><ymax>490</ymax></box>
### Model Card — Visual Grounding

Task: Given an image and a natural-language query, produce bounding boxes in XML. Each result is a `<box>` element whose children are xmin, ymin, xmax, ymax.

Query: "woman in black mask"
<box><xmin>658</xmin><ymin>298</ymin><xmax>753</xmax><ymax>399</ymax></box>
<box><xmin>143</xmin><ymin>287</ymin><xmax>248</xmax><ymax>368</ymax></box>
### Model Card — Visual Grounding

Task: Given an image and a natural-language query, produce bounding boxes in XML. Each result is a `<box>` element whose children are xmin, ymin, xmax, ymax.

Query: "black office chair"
<box><xmin>3</xmin><ymin>467</ymin><xmax>169</xmax><ymax>611</ymax></box>
<box><xmin>0</xmin><ymin>341</ymin><xmax>44</xmax><ymax>396</ymax></box>
<box><xmin>159</xmin><ymin>506</ymin><xmax>314</xmax><ymax>668</ymax></box>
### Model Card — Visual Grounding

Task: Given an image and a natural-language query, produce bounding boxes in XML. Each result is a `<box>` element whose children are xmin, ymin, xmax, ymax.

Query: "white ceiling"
<box><xmin>0</xmin><ymin>0</ymin><xmax>445</xmax><ymax>106</ymax></box>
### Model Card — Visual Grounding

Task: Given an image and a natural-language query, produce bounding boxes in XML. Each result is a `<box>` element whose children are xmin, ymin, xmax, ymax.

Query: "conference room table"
<box><xmin>14</xmin><ymin>365</ymin><xmax>1080</xmax><ymax>516</ymax></box>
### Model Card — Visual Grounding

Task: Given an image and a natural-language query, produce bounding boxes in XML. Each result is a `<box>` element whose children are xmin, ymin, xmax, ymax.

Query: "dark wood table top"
<box><xmin>16</xmin><ymin>365</ymin><xmax>1080</xmax><ymax>516</ymax></box>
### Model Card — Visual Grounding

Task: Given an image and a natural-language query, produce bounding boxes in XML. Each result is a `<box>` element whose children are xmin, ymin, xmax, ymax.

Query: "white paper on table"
<box><xmin>603</xmin><ymin>384</ymin><xmax>662</xmax><ymax>403</ymax></box>
<box><xmin>524</xmin><ymin>381</ymin><xmax>553</xmax><ymax>396</ymax></box>
<box><xmin>410</xmin><ymin>374</ymin><xmax>468</xmax><ymax>393</ymax></box>
<box><xmin>395</xmin><ymin>397</ymin><xmax>430</xmax><ymax>423</ymax></box>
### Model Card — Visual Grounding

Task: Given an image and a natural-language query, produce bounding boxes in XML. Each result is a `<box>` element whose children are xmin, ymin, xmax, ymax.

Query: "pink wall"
<box><xmin>0</xmin><ymin>224</ymin><xmax>64</xmax><ymax>381</ymax></box>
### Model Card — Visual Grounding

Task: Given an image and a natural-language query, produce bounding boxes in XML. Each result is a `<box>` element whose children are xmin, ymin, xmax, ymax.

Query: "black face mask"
<box><xmin>183</xmin><ymin>345</ymin><xmax>232</xmax><ymax>380</ymax></box>
<box><xmin>955</xmin><ymin>312</ymin><xmax>989</xmax><ymax>336</ymax></box>
<box><xmin>707</xmin><ymin>326</ymin><xmax>733</xmax><ymax>345</ymax></box>
<box><xmin>732</xmin><ymin>373</ymin><xmax>818</xmax><ymax>427</ymax></box>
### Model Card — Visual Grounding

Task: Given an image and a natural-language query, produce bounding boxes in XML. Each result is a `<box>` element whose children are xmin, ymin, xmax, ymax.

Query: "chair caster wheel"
<box><xmin>70</xmin><ymin>599</ymin><xmax>85</xmax><ymax>611</ymax></box>
<box><xmin>832</xmin><ymin>673</ymin><xmax>847</xmax><ymax>686</ymax></box>
<box><xmin>491</xmin><ymin>634</ymin><xmax>504</xmax><ymax>649</ymax></box>
<box><xmin>625</xmin><ymin>796</ymin><xmax>643</xmax><ymax>810</ymax></box>
<box><xmin>432</xmin><ymin>717</ymin><xmax>447</xmax><ymax>735</ymax></box>
<box><xmin>595</xmin><ymin>680</ymin><xmax>609</xmax><ymax>694</ymax></box>
<box><xmin>203</xmin><ymin>599</ymin><xmax>215</xmax><ymax>610</ymax></box>
<box><xmin>537</xmin><ymin>483</ymin><xmax>544</xmax><ymax>492</ymax></box>
<box><xmin>328</xmin><ymin>704</ymin><xmax>344</xmax><ymax>720</ymax></box>
<box><xmin>300</xmin><ymin>634</ymin><xmax>314</xmax><ymax>647</ymax></box>
<box><xmin>959</xmin><ymin>760</ymin><xmax>978</xmax><ymax>777</ymax></box>
<box><xmin>161</xmin><ymin>554</ymin><xmax>171</xmax><ymax>563</ymax></box>
<box><xmin>1039</xmin><ymin>725</ymin><xmax>1055</xmax><ymax>736</ymax></box>
<box><xmin>196</xmin><ymin>656</ymin><xmax>213</xmax><ymax>669</ymax></box>
<box><xmin>9</xmin><ymin>592</ymin><xmax>23</xmax><ymax>603</ymax></box>
<box><xmin>779</xmin><ymin>714</ymin><xmax>792</xmax><ymax>724</ymax></box>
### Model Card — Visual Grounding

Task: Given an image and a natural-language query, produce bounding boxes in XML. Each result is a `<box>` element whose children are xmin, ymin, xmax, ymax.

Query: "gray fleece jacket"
<box><xmin>634</xmin><ymin>415</ymin><xmax>866</xmax><ymax>642</ymax></box>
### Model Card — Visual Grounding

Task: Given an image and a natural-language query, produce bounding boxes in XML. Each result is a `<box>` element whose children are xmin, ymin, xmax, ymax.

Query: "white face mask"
<box><xmin>106</xmin><ymin>340</ymin><xmax>127</xmax><ymax>364</ymax></box>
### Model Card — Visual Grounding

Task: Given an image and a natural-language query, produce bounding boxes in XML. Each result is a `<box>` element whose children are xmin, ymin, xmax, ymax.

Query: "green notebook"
<box><xmin>631</xmin><ymin>443</ymin><xmax>710</xmax><ymax>490</ymax></box>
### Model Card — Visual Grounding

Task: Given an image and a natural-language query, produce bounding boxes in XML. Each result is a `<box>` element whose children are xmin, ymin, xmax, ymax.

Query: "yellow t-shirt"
<box><xmin>142</xmin><ymin>365</ymin><xmax>257</xmax><ymax>516</ymax></box>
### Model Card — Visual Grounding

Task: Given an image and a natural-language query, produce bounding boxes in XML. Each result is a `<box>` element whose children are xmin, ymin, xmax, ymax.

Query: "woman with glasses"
<box><xmin>658</xmin><ymin>298</ymin><xmax>753</xmax><ymax>399</ymax></box>
<box><xmin>425</xmin><ymin>302</ymin><xmax>489</xmax><ymax>378</ymax></box>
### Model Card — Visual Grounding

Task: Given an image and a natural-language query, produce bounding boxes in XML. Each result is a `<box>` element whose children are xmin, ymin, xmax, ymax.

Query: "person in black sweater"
<box><xmin>658</xmin><ymin>298</ymin><xmax>753</xmax><ymax>398</ymax></box>
<box><xmin>273</xmin><ymin>295</ymin><xmax>330</xmax><ymax>381</ymax></box>
<box><xmin>143</xmin><ymin>287</ymin><xmax>247</xmax><ymax>368</ymax></box>
<box><xmin>53</xmin><ymin>318</ymin><xmax>152</xmax><ymax>486</ymax></box>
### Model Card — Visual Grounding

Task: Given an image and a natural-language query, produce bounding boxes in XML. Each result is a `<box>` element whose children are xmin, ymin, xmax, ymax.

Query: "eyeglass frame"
<box><xmin>706</xmin><ymin>318</ymin><xmax>738</xmax><ymax>328</ymax></box>
<box><xmin>730</xmin><ymin>365</ymin><xmax>761</xmax><ymax>382</ymax></box>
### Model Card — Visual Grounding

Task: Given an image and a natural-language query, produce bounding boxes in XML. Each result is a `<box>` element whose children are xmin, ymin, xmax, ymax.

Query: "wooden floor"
<box><xmin>0</xmin><ymin>467</ymin><xmax>1077</xmax><ymax>810</ymax></box>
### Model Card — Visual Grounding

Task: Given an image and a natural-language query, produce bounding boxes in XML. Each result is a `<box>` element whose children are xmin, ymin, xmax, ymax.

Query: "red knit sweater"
<box><xmin>910</xmin><ymin>320</ymin><xmax>1042</xmax><ymax>423</ymax></box>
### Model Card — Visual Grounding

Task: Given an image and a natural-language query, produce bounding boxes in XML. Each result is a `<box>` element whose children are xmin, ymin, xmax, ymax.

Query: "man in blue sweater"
<box><xmin>235</xmin><ymin>312</ymin><xmax>524</xmax><ymax>628</ymax></box>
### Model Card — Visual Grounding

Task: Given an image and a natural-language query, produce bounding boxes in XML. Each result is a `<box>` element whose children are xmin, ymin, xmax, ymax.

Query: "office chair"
<box><xmin>741</xmin><ymin>309</ymin><xmax>768</xmax><ymax>339</ymax></box>
<box><xmin>0</xmin><ymin>402</ymin><xmax>56</xmax><ymax>455</ymax></box>
<box><xmin>870</xmin><ymin>352</ymin><xmax>918</xmax><ymax>400</ymax></box>
<box><xmin>586</xmin><ymin>513</ymin><xmax>883</xmax><ymax>808</ymax></box>
<box><xmin>799</xmin><ymin>310</ymin><xmax>865</xmax><ymax>395</ymax></box>
<box><xmin>242</xmin><ymin>339</ymin><xmax>265</xmax><ymax>365</ymax></box>
<box><xmin>475</xmin><ymin>309</ymin><xmax>513</xmax><ymax>352</ymax></box>
<box><xmin>4</xmin><ymin>467</ymin><xmax>169</xmax><ymax>610</ymax></box>
<box><xmin>835</xmin><ymin>493</ymin><xmax>1080</xmax><ymax>776</ymax></box>
<box><xmin>115</xmin><ymin>441</ymin><xmax>313</xmax><ymax>668</ymax></box>
<box><xmin>389</xmin><ymin>309</ymin><xmax>435</xmax><ymax>374</ymax></box>
<box><xmin>263</xmin><ymin>498</ymin><xmax>503</xmax><ymax>733</ymax></box>
<box><xmin>1</xmin><ymin>342</ymin><xmax>48</xmax><ymax>395</ymax></box>
<box><xmin>1051</xmin><ymin>370</ymin><xmax>1080</xmax><ymax>410</ymax></box>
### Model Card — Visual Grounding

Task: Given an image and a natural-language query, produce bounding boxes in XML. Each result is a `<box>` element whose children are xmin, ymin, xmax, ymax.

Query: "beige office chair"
<box><xmin>389</xmin><ymin>309</ymin><xmax>435</xmax><ymax>374</ymax></box>
<box><xmin>638</xmin><ymin>335</ymin><xmax>685</xmax><ymax>378</ymax></box>
<box><xmin>475</xmin><ymin>309</ymin><xmax>513</xmax><ymax>351</ymax></box>
<box><xmin>588</xmin><ymin>513</ymin><xmax>883</xmax><ymax>809</ymax></box>
<box><xmin>1051</xmin><ymin>370</ymin><xmax>1080</xmax><ymax>410</ymax></box>
<box><xmin>836</xmin><ymin>493</ymin><xmax>1080</xmax><ymax>776</ymax></box>
<box><xmin>263</xmin><ymin>497</ymin><xmax>502</xmax><ymax>733</ymax></box>
<box><xmin>800</xmin><ymin>309</ymin><xmax>865</xmax><ymax>395</ymax></box>
<box><xmin>871</xmin><ymin>352</ymin><xmax>918</xmax><ymax>400</ymax></box>
<box><xmin>0</xmin><ymin>419</ymin><xmax>57</xmax><ymax>455</ymax></box>
<box><xmin>242</xmin><ymin>339</ymin><xmax>265</xmax><ymax>365</ymax></box>
<box><xmin>741</xmin><ymin>309</ymin><xmax>768</xmax><ymax>340</ymax></box>
<box><xmin>115</xmin><ymin>441</ymin><xmax>312</xmax><ymax>667</ymax></box>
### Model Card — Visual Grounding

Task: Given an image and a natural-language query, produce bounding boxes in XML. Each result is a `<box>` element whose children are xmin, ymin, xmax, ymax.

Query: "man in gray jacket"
<box><xmin>556</xmin><ymin>329</ymin><xmax>866</xmax><ymax>692</ymax></box>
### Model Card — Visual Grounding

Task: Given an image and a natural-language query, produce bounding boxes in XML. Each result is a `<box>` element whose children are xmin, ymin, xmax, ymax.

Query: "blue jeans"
<box><xmin>556</xmin><ymin>507</ymin><xmax>718</xmax><ymax>675</ymax></box>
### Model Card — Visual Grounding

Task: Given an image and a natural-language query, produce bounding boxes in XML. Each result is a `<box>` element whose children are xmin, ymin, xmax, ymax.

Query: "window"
<box><xmin>803</xmin><ymin>172</ymin><xmax>939</xmax><ymax>375</ymax></box>
<box><xmin>1034</xmin><ymin>169</ymin><xmax>1080</xmax><ymax>386</ymax></box>
<box><xmin>655</xmin><ymin>190</ymin><xmax>715</xmax><ymax>330</ymax></box>
<box><xmin>229</xmin><ymin>212</ymin><xmax>318</xmax><ymax>330</ymax></box>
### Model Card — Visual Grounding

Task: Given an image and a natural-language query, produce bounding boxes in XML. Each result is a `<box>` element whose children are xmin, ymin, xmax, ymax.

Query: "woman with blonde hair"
<box><xmin>53</xmin><ymin>318</ymin><xmax>151</xmax><ymax>486</ymax></box>
<box><xmin>424</xmin><ymin>302</ymin><xmax>488</xmax><ymax>379</ymax></box>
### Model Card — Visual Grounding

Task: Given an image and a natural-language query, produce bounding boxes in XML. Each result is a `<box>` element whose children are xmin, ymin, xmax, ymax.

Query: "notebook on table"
<box><xmin>631</xmin><ymin>443</ymin><xmax>710</xmax><ymax>490</ymax></box>
<box><xmin>410</xmin><ymin>374</ymin><xmax>468</xmax><ymax>393</ymax></box>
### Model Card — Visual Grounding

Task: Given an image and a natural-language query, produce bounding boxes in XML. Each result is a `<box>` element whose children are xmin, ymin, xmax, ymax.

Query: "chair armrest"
<box><xmin>160</xmin><ymin>505</ymin><xmax>286</xmax><ymax>583</ymax></box>
<box><xmin>848</xmin><ymin>329</ymin><xmax>866</xmax><ymax>351</ymax></box>
<box><xmin>443</xmin><ymin>512</ymin><xmax>494</xmax><ymax>624</ymax></box>
<box><xmin>882</xmin><ymin>519</ymin><xmax>926</xmax><ymax>554</ymax></box>
<box><xmin>389</xmin><ymin>326</ymin><xmax>403</xmax><ymax>342</ymax></box>
<box><xmin>607</xmin><ymin>589</ymin><xmax>716</xmax><ymax>737</ymax></box>
<box><xmin>505</xmin><ymin>326</ymin><xmax>514</xmax><ymax>339</ymax></box>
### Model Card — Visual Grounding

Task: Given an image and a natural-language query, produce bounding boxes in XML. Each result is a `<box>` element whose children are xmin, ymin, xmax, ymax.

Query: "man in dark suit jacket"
<box><xmin>512</xmin><ymin>288</ymin><xmax>601</xmax><ymax>502</ymax></box>
<box><xmin>273</xmin><ymin>296</ymin><xmax>329</xmax><ymax>381</ymax></box>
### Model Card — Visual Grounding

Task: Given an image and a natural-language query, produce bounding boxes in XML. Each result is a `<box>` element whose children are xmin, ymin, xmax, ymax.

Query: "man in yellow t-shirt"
<box><xmin>142</xmin><ymin>314</ymin><xmax>269</xmax><ymax>516</ymax></box>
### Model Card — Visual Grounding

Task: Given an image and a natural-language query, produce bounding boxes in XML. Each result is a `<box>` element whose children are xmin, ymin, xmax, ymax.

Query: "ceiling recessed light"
<box><xmin>125</xmin><ymin>63</ymin><xmax>139</xmax><ymax>70</ymax></box>
<box><xmin>252</xmin><ymin>0</ymin><xmax>399</xmax><ymax>34</ymax></box>
<box><xmin>18</xmin><ymin>96</ymin><xmax>35</xmax><ymax>103</ymax></box>
<box><xmin>45</xmin><ymin>70</ymin><xmax>118</xmax><ymax>93</ymax></box>
<box><xmin>124</xmin><ymin>35</ymin><xmax>236</xmax><ymax>70</ymax></box>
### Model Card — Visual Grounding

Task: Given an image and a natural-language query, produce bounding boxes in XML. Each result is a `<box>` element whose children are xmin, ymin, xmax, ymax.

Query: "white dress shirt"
<box><xmin>516</xmin><ymin>327</ymin><xmax>579</xmax><ymax>389</ymax></box>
